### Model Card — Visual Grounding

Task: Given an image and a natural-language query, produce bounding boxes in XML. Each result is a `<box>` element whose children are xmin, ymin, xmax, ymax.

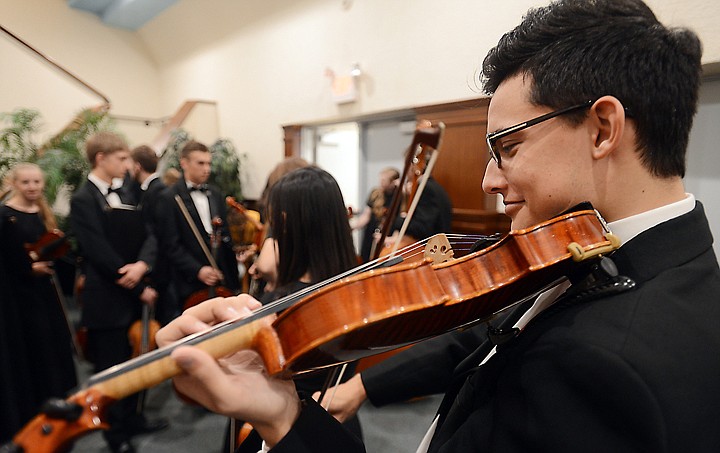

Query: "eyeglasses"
<box><xmin>486</xmin><ymin>99</ymin><xmax>595</xmax><ymax>168</ymax></box>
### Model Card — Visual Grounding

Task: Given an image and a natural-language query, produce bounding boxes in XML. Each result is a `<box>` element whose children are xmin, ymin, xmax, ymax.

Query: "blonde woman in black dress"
<box><xmin>0</xmin><ymin>163</ymin><xmax>77</xmax><ymax>442</ymax></box>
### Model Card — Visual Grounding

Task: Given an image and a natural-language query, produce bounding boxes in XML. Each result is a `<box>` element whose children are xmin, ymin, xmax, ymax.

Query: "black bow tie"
<box><xmin>106</xmin><ymin>187</ymin><xmax>122</xmax><ymax>196</ymax></box>
<box><xmin>189</xmin><ymin>184</ymin><xmax>209</xmax><ymax>193</ymax></box>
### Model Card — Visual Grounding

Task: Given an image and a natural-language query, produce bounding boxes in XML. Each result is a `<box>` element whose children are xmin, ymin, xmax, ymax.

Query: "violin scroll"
<box><xmin>7</xmin><ymin>389</ymin><xmax>113</xmax><ymax>453</ymax></box>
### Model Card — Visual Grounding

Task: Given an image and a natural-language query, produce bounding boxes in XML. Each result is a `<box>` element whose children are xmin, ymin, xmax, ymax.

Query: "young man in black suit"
<box><xmin>130</xmin><ymin>144</ymin><xmax>177</xmax><ymax>326</ymax></box>
<box><xmin>156</xmin><ymin>140</ymin><xmax>240</xmax><ymax>312</ymax></box>
<box><xmin>157</xmin><ymin>1</ymin><xmax>720</xmax><ymax>452</ymax></box>
<box><xmin>70</xmin><ymin>132</ymin><xmax>167</xmax><ymax>453</ymax></box>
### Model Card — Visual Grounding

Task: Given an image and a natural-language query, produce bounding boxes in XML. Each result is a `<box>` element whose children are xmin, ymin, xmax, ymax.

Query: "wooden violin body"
<box><xmin>183</xmin><ymin>285</ymin><xmax>235</xmax><ymax>310</ymax></box>
<box><xmin>24</xmin><ymin>229</ymin><xmax>69</xmax><ymax>262</ymax></box>
<box><xmin>267</xmin><ymin>209</ymin><xmax>619</xmax><ymax>374</ymax></box>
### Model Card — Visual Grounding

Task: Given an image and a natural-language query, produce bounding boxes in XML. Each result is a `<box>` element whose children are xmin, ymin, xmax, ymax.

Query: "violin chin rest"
<box><xmin>40</xmin><ymin>398</ymin><xmax>84</xmax><ymax>421</ymax></box>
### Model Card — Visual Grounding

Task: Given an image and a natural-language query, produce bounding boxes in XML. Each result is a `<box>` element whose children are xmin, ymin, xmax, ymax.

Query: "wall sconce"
<box><xmin>325</xmin><ymin>63</ymin><xmax>362</xmax><ymax>104</ymax></box>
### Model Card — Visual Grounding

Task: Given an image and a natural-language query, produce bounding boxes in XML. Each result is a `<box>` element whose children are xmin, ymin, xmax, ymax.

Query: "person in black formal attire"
<box><xmin>390</xmin><ymin>177</ymin><xmax>451</xmax><ymax>243</ymax></box>
<box><xmin>156</xmin><ymin>140</ymin><xmax>240</xmax><ymax>312</ymax></box>
<box><xmin>244</xmin><ymin>157</ymin><xmax>311</xmax><ymax>300</ymax></box>
<box><xmin>351</xmin><ymin>167</ymin><xmax>400</xmax><ymax>262</ymax></box>
<box><xmin>0</xmin><ymin>163</ymin><xmax>77</xmax><ymax>443</ymax></box>
<box><xmin>130</xmin><ymin>144</ymin><xmax>177</xmax><ymax>326</ymax></box>
<box><xmin>156</xmin><ymin>1</ymin><xmax>720</xmax><ymax>452</ymax></box>
<box><xmin>377</xmin><ymin>170</ymin><xmax>452</xmax><ymax>258</ymax></box>
<box><xmin>70</xmin><ymin>132</ymin><xmax>167</xmax><ymax>453</ymax></box>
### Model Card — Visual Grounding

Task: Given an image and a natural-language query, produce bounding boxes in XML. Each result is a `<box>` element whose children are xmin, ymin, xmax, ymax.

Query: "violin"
<box><xmin>226</xmin><ymin>196</ymin><xmax>265</xmax><ymax>251</ymax></box>
<box><xmin>127</xmin><ymin>303</ymin><xmax>161</xmax><ymax>416</ymax></box>
<box><xmin>226</xmin><ymin>196</ymin><xmax>267</xmax><ymax>295</ymax></box>
<box><xmin>5</xmin><ymin>206</ymin><xmax>620</xmax><ymax>452</ymax></box>
<box><xmin>25</xmin><ymin>229</ymin><xmax>85</xmax><ymax>361</ymax></box>
<box><xmin>25</xmin><ymin>229</ymin><xmax>70</xmax><ymax>263</ymax></box>
<box><xmin>128</xmin><ymin>304</ymin><xmax>160</xmax><ymax>358</ymax></box>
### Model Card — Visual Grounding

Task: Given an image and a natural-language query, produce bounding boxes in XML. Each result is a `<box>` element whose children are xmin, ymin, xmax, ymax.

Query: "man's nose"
<box><xmin>481</xmin><ymin>159</ymin><xmax>504</xmax><ymax>195</ymax></box>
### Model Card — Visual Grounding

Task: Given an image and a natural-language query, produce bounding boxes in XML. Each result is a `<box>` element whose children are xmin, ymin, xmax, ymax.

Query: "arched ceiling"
<box><xmin>67</xmin><ymin>0</ymin><xmax>178</xmax><ymax>30</ymax></box>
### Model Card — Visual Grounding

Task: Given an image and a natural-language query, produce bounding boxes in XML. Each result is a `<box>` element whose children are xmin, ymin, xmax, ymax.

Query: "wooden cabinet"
<box><xmin>283</xmin><ymin>125</ymin><xmax>302</xmax><ymax>158</ymax></box>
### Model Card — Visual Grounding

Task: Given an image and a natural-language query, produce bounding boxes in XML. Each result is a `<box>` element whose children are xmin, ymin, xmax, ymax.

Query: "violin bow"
<box><xmin>386</xmin><ymin>124</ymin><xmax>444</xmax><ymax>258</ymax></box>
<box><xmin>174</xmin><ymin>194</ymin><xmax>221</xmax><ymax>270</ymax></box>
<box><xmin>371</xmin><ymin>120</ymin><xmax>445</xmax><ymax>260</ymax></box>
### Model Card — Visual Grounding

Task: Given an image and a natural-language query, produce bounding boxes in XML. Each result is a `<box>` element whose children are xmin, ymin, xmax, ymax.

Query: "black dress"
<box><xmin>0</xmin><ymin>206</ymin><xmax>78</xmax><ymax>442</ymax></box>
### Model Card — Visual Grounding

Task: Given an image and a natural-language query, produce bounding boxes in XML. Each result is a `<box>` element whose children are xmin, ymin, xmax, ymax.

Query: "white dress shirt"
<box><xmin>186</xmin><ymin>180</ymin><xmax>212</xmax><ymax>234</ymax></box>
<box><xmin>88</xmin><ymin>173</ymin><xmax>124</xmax><ymax>208</ymax></box>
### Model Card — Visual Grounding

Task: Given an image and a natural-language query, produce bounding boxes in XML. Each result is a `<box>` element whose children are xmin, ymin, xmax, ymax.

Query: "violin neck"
<box><xmin>85</xmin><ymin>315</ymin><xmax>278</xmax><ymax>400</ymax></box>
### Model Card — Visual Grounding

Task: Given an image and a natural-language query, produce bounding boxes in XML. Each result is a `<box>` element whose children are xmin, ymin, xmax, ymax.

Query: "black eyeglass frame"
<box><xmin>485</xmin><ymin>99</ymin><xmax>595</xmax><ymax>168</ymax></box>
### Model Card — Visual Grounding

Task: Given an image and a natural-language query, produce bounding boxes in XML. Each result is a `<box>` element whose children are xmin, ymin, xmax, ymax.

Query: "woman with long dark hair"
<box><xmin>233</xmin><ymin>166</ymin><xmax>362</xmax><ymax>451</ymax></box>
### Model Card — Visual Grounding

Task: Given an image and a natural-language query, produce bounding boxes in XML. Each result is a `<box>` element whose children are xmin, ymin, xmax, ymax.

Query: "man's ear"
<box><xmin>94</xmin><ymin>151</ymin><xmax>105</xmax><ymax>168</ymax></box>
<box><xmin>590</xmin><ymin>96</ymin><xmax>627</xmax><ymax>160</ymax></box>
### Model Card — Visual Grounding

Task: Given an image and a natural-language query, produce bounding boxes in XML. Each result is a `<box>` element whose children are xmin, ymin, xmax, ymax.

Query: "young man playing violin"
<box><xmin>157</xmin><ymin>0</ymin><xmax>720</xmax><ymax>451</ymax></box>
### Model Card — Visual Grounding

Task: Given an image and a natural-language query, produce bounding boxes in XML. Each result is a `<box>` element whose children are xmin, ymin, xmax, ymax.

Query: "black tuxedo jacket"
<box><xmin>156</xmin><ymin>179</ymin><xmax>240</xmax><ymax>302</ymax></box>
<box><xmin>267</xmin><ymin>202</ymin><xmax>720</xmax><ymax>453</ymax></box>
<box><xmin>70</xmin><ymin>180</ymin><xmax>157</xmax><ymax>329</ymax></box>
<box><xmin>139</xmin><ymin>177</ymin><xmax>171</xmax><ymax>285</ymax></box>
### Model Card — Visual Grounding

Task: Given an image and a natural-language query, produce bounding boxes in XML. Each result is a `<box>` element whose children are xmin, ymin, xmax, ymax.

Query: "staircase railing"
<box><xmin>1</xmin><ymin>23</ymin><xmax>111</xmax><ymax>109</ymax></box>
<box><xmin>150</xmin><ymin>100</ymin><xmax>217</xmax><ymax>155</ymax></box>
<box><xmin>2</xmin><ymin>23</ymin><xmax>216</xmax><ymax>157</ymax></box>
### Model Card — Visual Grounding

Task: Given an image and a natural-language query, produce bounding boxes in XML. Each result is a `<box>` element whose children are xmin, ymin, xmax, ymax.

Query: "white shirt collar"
<box><xmin>185</xmin><ymin>179</ymin><xmax>207</xmax><ymax>190</ymax></box>
<box><xmin>88</xmin><ymin>172</ymin><xmax>113</xmax><ymax>194</ymax></box>
<box><xmin>607</xmin><ymin>193</ymin><xmax>695</xmax><ymax>247</ymax></box>
<box><xmin>141</xmin><ymin>173</ymin><xmax>159</xmax><ymax>191</ymax></box>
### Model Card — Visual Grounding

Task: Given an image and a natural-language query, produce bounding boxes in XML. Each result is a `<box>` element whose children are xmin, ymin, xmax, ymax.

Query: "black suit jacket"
<box><xmin>70</xmin><ymin>180</ymin><xmax>157</xmax><ymax>329</ymax></box>
<box><xmin>140</xmin><ymin>177</ymin><xmax>171</xmax><ymax>286</ymax></box>
<box><xmin>268</xmin><ymin>202</ymin><xmax>720</xmax><ymax>453</ymax></box>
<box><xmin>156</xmin><ymin>179</ymin><xmax>240</xmax><ymax>302</ymax></box>
<box><xmin>392</xmin><ymin>178</ymin><xmax>452</xmax><ymax>240</ymax></box>
<box><xmin>361</xmin><ymin>300</ymin><xmax>531</xmax><ymax>408</ymax></box>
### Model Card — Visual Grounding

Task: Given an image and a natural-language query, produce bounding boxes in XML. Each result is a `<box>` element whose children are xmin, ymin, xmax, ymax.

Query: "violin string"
<box><xmin>85</xmin><ymin>234</ymin><xmax>496</xmax><ymax>385</ymax></box>
<box><xmin>85</xmin><ymin>244</ymin><xmax>412</xmax><ymax>385</ymax></box>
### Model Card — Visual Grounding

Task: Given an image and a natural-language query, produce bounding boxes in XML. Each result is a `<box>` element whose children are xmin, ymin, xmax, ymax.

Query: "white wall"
<box><xmin>2</xmin><ymin>0</ymin><xmax>720</xmax><ymax>199</ymax></box>
<box><xmin>0</xmin><ymin>0</ymin><xmax>162</xmax><ymax>144</ymax></box>
<box><xmin>686</xmin><ymin>77</ymin><xmax>720</xmax><ymax>257</ymax></box>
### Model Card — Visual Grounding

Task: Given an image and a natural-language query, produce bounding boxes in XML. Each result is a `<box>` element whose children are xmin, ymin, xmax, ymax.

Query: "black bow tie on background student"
<box><xmin>189</xmin><ymin>184</ymin><xmax>209</xmax><ymax>193</ymax></box>
<box><xmin>106</xmin><ymin>186</ymin><xmax>122</xmax><ymax>196</ymax></box>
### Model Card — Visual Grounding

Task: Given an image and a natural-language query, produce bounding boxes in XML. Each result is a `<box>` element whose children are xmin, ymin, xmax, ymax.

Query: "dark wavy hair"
<box><xmin>268</xmin><ymin>166</ymin><xmax>357</xmax><ymax>289</ymax></box>
<box><xmin>482</xmin><ymin>0</ymin><xmax>702</xmax><ymax>178</ymax></box>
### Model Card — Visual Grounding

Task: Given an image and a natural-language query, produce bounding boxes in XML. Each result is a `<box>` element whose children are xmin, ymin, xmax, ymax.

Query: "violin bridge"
<box><xmin>424</xmin><ymin>234</ymin><xmax>454</xmax><ymax>264</ymax></box>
